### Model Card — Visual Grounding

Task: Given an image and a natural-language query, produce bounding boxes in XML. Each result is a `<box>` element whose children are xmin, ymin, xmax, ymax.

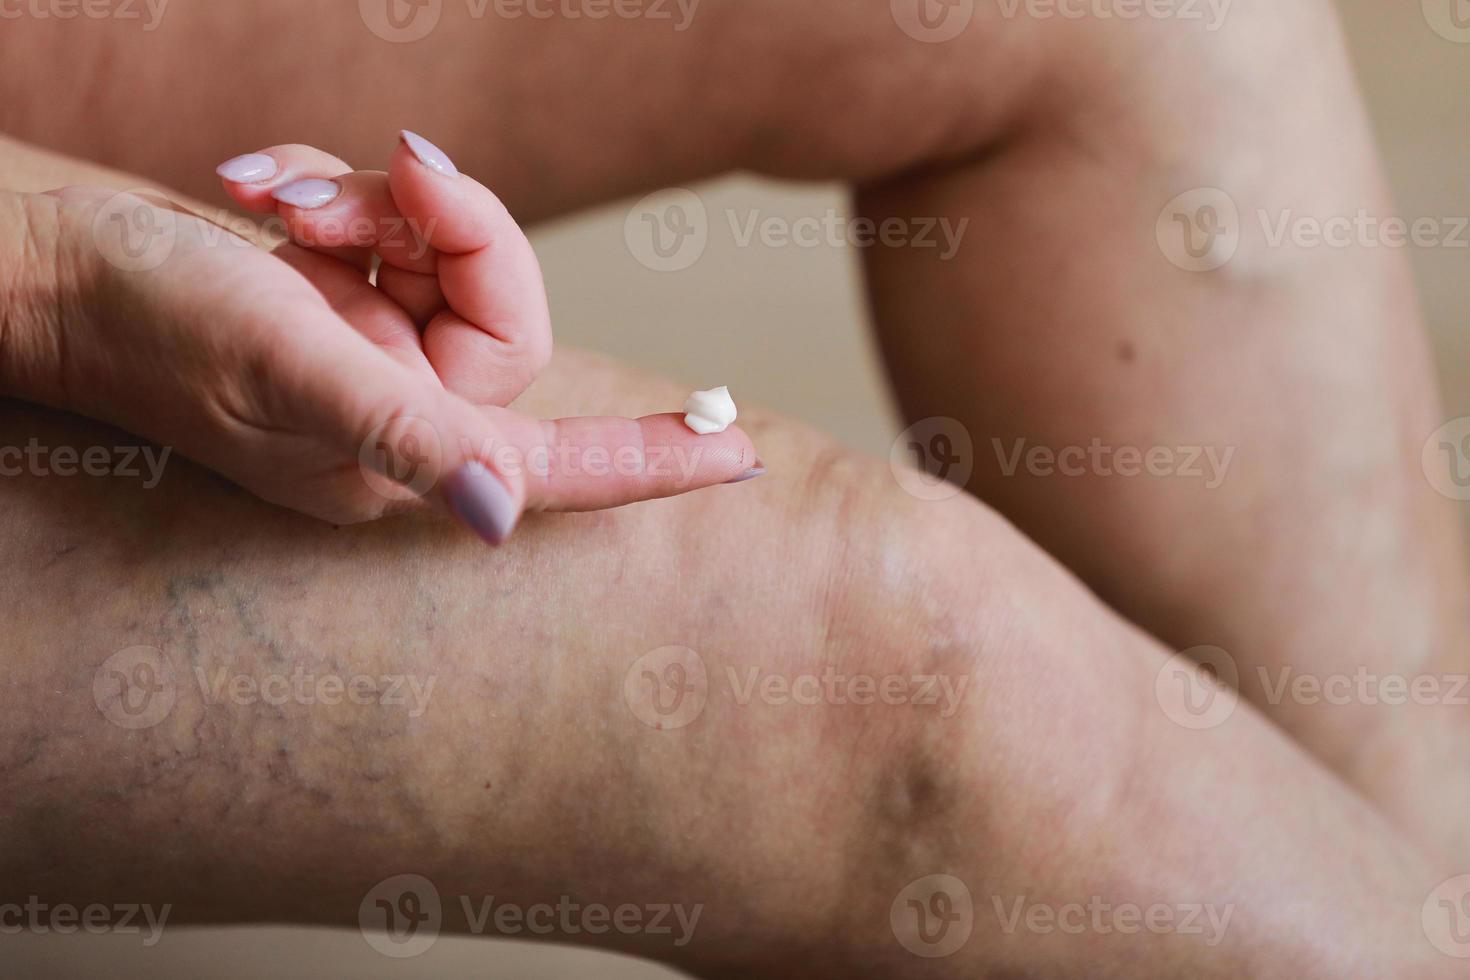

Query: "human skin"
<box><xmin>2</xmin><ymin>0</ymin><xmax>1466</xmax><ymax>871</ymax></box>
<box><xmin>0</xmin><ymin>137</ymin><xmax>1456</xmax><ymax>975</ymax></box>
<box><xmin>0</xmin><ymin>346</ymin><xmax>1457</xmax><ymax>978</ymax></box>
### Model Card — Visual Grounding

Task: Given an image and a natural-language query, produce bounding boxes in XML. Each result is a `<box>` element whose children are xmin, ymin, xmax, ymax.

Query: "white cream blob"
<box><xmin>683</xmin><ymin>386</ymin><xmax>738</xmax><ymax>435</ymax></box>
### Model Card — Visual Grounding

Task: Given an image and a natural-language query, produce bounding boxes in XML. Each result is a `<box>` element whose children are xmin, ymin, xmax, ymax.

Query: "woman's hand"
<box><xmin>1</xmin><ymin>133</ymin><xmax>760</xmax><ymax>544</ymax></box>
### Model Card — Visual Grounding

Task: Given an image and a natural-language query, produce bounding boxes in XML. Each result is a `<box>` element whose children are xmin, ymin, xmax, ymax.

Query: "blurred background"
<box><xmin>12</xmin><ymin>0</ymin><xmax>1470</xmax><ymax>975</ymax></box>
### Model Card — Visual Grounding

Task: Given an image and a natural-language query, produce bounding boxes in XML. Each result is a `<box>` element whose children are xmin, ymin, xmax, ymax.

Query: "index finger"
<box><xmin>476</xmin><ymin>410</ymin><xmax>763</xmax><ymax>516</ymax></box>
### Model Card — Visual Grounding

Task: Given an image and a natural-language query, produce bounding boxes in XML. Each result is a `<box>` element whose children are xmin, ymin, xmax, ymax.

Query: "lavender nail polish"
<box><xmin>725</xmin><ymin>462</ymin><xmax>767</xmax><ymax>485</ymax></box>
<box><xmin>271</xmin><ymin>178</ymin><xmax>341</xmax><ymax>210</ymax></box>
<box><xmin>400</xmin><ymin>130</ymin><xmax>459</xmax><ymax>178</ymax></box>
<box><xmin>444</xmin><ymin>462</ymin><xmax>519</xmax><ymax>546</ymax></box>
<box><xmin>216</xmin><ymin>153</ymin><xmax>279</xmax><ymax>183</ymax></box>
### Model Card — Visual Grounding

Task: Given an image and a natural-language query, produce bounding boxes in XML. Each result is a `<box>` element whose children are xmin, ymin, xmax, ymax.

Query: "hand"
<box><xmin>5</xmin><ymin>133</ymin><xmax>760</xmax><ymax>544</ymax></box>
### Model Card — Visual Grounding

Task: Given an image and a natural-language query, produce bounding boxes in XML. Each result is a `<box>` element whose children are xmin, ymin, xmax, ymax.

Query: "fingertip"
<box><xmin>442</xmin><ymin>460</ymin><xmax>520</xmax><ymax>546</ymax></box>
<box><xmin>398</xmin><ymin>130</ymin><xmax>459</xmax><ymax>178</ymax></box>
<box><xmin>390</xmin><ymin>138</ymin><xmax>507</xmax><ymax>255</ymax></box>
<box><xmin>270</xmin><ymin>177</ymin><xmax>343</xmax><ymax>211</ymax></box>
<box><xmin>724</xmin><ymin>460</ymin><xmax>767</xmax><ymax>485</ymax></box>
<box><xmin>216</xmin><ymin>152</ymin><xmax>279</xmax><ymax>185</ymax></box>
<box><xmin>636</xmin><ymin>414</ymin><xmax>763</xmax><ymax>487</ymax></box>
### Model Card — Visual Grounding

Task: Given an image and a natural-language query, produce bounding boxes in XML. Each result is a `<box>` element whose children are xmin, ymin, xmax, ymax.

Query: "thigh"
<box><xmin>0</xmin><ymin>347</ymin><xmax>1447</xmax><ymax>978</ymax></box>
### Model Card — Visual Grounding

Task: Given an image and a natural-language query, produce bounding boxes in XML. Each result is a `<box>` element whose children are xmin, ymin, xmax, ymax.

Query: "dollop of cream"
<box><xmin>683</xmin><ymin>386</ymin><xmax>738</xmax><ymax>435</ymax></box>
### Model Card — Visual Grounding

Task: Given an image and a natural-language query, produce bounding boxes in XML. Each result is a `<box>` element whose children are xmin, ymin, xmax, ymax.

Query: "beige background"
<box><xmin>13</xmin><ymin>1</ymin><xmax>1470</xmax><ymax>975</ymax></box>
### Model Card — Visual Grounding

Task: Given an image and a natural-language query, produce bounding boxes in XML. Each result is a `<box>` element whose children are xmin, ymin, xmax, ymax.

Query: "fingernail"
<box><xmin>271</xmin><ymin>178</ymin><xmax>341</xmax><ymax>210</ymax></box>
<box><xmin>725</xmin><ymin>461</ymin><xmax>767</xmax><ymax>485</ymax></box>
<box><xmin>444</xmin><ymin>461</ymin><xmax>519</xmax><ymax>546</ymax></box>
<box><xmin>216</xmin><ymin>153</ymin><xmax>278</xmax><ymax>183</ymax></box>
<box><xmin>399</xmin><ymin>130</ymin><xmax>459</xmax><ymax>178</ymax></box>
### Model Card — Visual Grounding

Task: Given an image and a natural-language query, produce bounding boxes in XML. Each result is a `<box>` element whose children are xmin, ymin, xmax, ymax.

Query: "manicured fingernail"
<box><xmin>725</xmin><ymin>461</ymin><xmax>766</xmax><ymax>485</ymax></box>
<box><xmin>216</xmin><ymin>153</ymin><xmax>279</xmax><ymax>183</ymax></box>
<box><xmin>271</xmin><ymin>178</ymin><xmax>340</xmax><ymax>210</ymax></box>
<box><xmin>400</xmin><ymin>130</ymin><xmax>459</xmax><ymax>178</ymax></box>
<box><xmin>444</xmin><ymin>461</ymin><xmax>519</xmax><ymax>546</ymax></box>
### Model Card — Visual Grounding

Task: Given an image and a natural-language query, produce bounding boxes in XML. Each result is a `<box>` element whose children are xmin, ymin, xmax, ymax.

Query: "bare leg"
<box><xmin>0</xmin><ymin>345</ymin><xmax>1454</xmax><ymax>978</ymax></box>
<box><xmin>857</xmin><ymin>3</ymin><xmax>1470</xmax><ymax>865</ymax></box>
<box><xmin>2</xmin><ymin>0</ymin><xmax>1466</xmax><ymax>864</ymax></box>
